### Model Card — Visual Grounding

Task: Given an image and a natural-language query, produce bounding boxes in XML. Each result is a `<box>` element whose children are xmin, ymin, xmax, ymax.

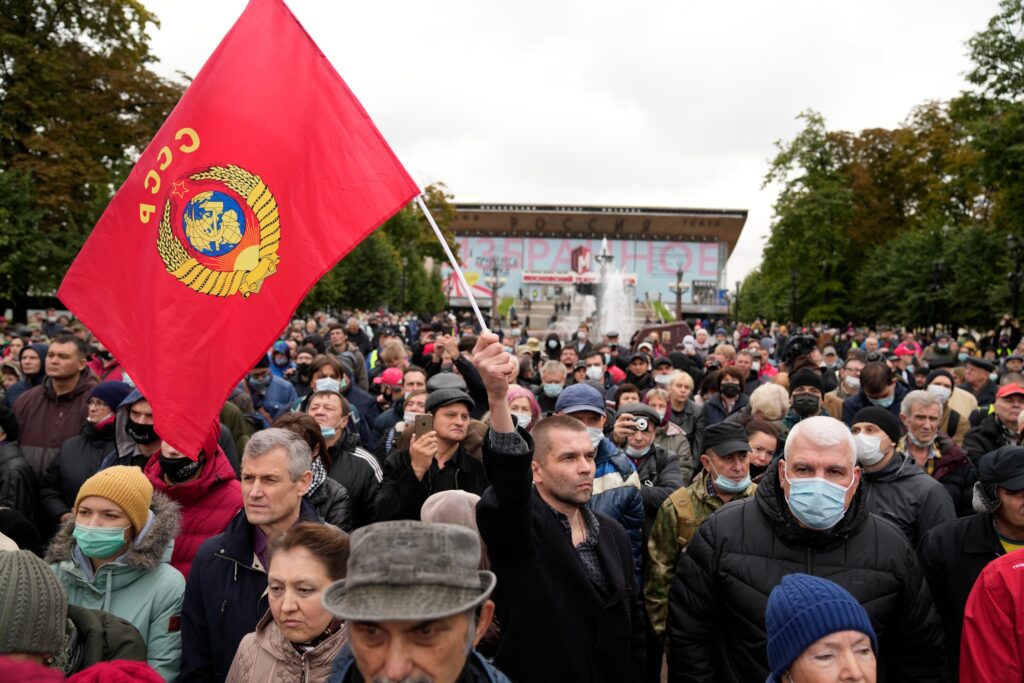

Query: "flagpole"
<box><xmin>416</xmin><ymin>195</ymin><xmax>489</xmax><ymax>332</ymax></box>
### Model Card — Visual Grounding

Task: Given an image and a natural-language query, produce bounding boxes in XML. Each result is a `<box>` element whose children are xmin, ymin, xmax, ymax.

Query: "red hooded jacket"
<box><xmin>144</xmin><ymin>446</ymin><xmax>242</xmax><ymax>577</ymax></box>
<box><xmin>960</xmin><ymin>548</ymin><xmax>1024</xmax><ymax>682</ymax></box>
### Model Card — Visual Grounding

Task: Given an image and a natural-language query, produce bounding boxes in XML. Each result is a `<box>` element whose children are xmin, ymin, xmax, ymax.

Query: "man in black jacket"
<box><xmin>180</xmin><ymin>428</ymin><xmax>321</xmax><ymax>682</ymax></box>
<box><xmin>375</xmin><ymin>388</ymin><xmax>488</xmax><ymax>521</ymax></box>
<box><xmin>609</xmin><ymin>402</ymin><xmax>683</xmax><ymax>533</ymax></box>
<box><xmin>473</xmin><ymin>332</ymin><xmax>645</xmax><ymax>682</ymax></box>
<box><xmin>964</xmin><ymin>382</ymin><xmax>1024</xmax><ymax>462</ymax></box>
<box><xmin>667</xmin><ymin>415</ymin><xmax>945</xmax><ymax>683</ymax></box>
<box><xmin>918</xmin><ymin>445</ymin><xmax>1024</xmax><ymax>679</ymax></box>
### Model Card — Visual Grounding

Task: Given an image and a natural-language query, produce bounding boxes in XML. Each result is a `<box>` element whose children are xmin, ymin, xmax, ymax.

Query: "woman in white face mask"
<box><xmin>924</xmin><ymin>369</ymin><xmax>968</xmax><ymax>446</ymax></box>
<box><xmin>506</xmin><ymin>385</ymin><xmax>540</xmax><ymax>432</ymax></box>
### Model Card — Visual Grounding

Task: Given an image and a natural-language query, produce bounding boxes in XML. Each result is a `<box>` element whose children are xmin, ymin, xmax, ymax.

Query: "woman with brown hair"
<box><xmin>272</xmin><ymin>413</ymin><xmax>353</xmax><ymax>532</ymax></box>
<box><xmin>226</xmin><ymin>522</ymin><xmax>350</xmax><ymax>682</ymax></box>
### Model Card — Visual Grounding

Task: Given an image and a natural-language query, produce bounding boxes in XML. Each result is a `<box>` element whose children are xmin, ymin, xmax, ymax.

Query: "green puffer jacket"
<box><xmin>46</xmin><ymin>492</ymin><xmax>186</xmax><ymax>682</ymax></box>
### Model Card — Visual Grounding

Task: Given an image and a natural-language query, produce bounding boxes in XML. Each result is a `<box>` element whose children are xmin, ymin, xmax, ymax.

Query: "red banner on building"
<box><xmin>58</xmin><ymin>0</ymin><xmax>419</xmax><ymax>457</ymax></box>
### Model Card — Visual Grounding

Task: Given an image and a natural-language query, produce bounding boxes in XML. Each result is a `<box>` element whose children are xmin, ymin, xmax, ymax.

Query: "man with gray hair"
<box><xmin>667</xmin><ymin>415</ymin><xmax>945</xmax><ymax>682</ymax></box>
<box><xmin>897</xmin><ymin>389</ymin><xmax>977</xmax><ymax>517</ymax></box>
<box><xmin>533</xmin><ymin>359</ymin><xmax>567</xmax><ymax>415</ymax></box>
<box><xmin>181</xmin><ymin>428</ymin><xmax>324</xmax><ymax>681</ymax></box>
<box><xmin>323</xmin><ymin>521</ymin><xmax>511</xmax><ymax>682</ymax></box>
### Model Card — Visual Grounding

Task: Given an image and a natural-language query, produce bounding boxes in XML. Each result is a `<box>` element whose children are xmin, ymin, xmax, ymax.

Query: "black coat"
<box><xmin>668</xmin><ymin>400</ymin><xmax>704</xmax><ymax>460</ymax></box>
<box><xmin>327</xmin><ymin>432</ymin><xmax>382</xmax><ymax>529</ymax></box>
<box><xmin>964</xmin><ymin>413</ymin><xmax>1013</xmax><ymax>464</ymax></box>
<box><xmin>0</xmin><ymin>442</ymin><xmax>38</xmax><ymax>523</ymax></box>
<box><xmin>917</xmin><ymin>512</ymin><xmax>1003</xmax><ymax>680</ymax></box>
<box><xmin>476</xmin><ymin>428</ymin><xmax>645</xmax><ymax>682</ymax></box>
<box><xmin>375</xmin><ymin>442</ymin><xmax>488</xmax><ymax>522</ymax></box>
<box><xmin>180</xmin><ymin>499</ymin><xmax>323</xmax><ymax>682</ymax></box>
<box><xmin>306</xmin><ymin>476</ymin><xmax>353</xmax><ymax>532</ymax></box>
<box><xmin>958</xmin><ymin>379</ymin><xmax>998</xmax><ymax>411</ymax></box>
<box><xmin>666</xmin><ymin>465</ymin><xmax>946</xmax><ymax>682</ymax></box>
<box><xmin>861</xmin><ymin>452</ymin><xmax>955</xmax><ymax>547</ymax></box>
<box><xmin>39</xmin><ymin>422</ymin><xmax>116</xmax><ymax>524</ymax></box>
<box><xmin>632</xmin><ymin>444</ymin><xmax>683</xmax><ymax>534</ymax></box>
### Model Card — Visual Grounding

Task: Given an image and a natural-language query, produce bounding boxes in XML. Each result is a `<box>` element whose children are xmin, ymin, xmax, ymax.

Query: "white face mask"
<box><xmin>585</xmin><ymin>366</ymin><xmax>604</xmax><ymax>382</ymax></box>
<box><xmin>586</xmin><ymin>427</ymin><xmax>604</xmax><ymax>450</ymax></box>
<box><xmin>512</xmin><ymin>411</ymin><xmax>532</xmax><ymax>429</ymax></box>
<box><xmin>926</xmin><ymin>384</ymin><xmax>951</xmax><ymax>404</ymax></box>
<box><xmin>854</xmin><ymin>433</ymin><xmax>885</xmax><ymax>467</ymax></box>
<box><xmin>844</xmin><ymin>375</ymin><xmax>861</xmax><ymax>391</ymax></box>
<box><xmin>403</xmin><ymin>412</ymin><xmax>419</xmax><ymax>425</ymax></box>
<box><xmin>654</xmin><ymin>408</ymin><xmax>666</xmax><ymax>421</ymax></box>
<box><xmin>752</xmin><ymin>361</ymin><xmax>761</xmax><ymax>372</ymax></box>
<box><xmin>654</xmin><ymin>374</ymin><xmax>672</xmax><ymax>386</ymax></box>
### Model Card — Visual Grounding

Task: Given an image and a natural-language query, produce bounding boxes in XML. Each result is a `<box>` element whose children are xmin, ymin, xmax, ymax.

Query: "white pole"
<box><xmin>415</xmin><ymin>195</ymin><xmax>489</xmax><ymax>332</ymax></box>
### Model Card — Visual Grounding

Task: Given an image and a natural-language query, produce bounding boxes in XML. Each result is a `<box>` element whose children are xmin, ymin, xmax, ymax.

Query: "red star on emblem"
<box><xmin>171</xmin><ymin>181</ymin><xmax>189</xmax><ymax>199</ymax></box>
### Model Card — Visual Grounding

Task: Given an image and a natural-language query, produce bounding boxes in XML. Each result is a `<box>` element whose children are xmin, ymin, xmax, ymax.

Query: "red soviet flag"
<box><xmin>58</xmin><ymin>0</ymin><xmax>419</xmax><ymax>457</ymax></box>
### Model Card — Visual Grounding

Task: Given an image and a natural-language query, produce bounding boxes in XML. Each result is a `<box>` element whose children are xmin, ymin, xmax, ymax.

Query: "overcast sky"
<box><xmin>143</xmin><ymin>0</ymin><xmax>1001</xmax><ymax>287</ymax></box>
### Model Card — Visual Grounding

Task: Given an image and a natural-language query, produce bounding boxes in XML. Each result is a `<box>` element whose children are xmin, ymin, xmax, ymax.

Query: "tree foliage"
<box><xmin>0</xmin><ymin>0</ymin><xmax>185</xmax><ymax>304</ymax></box>
<box><xmin>298</xmin><ymin>183</ymin><xmax>456</xmax><ymax>315</ymax></box>
<box><xmin>745</xmin><ymin>0</ymin><xmax>1024</xmax><ymax>326</ymax></box>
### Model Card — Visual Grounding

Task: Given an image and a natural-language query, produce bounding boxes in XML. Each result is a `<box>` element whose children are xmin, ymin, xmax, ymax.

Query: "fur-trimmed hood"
<box><xmin>46</xmin><ymin>490</ymin><xmax>180</xmax><ymax>572</ymax></box>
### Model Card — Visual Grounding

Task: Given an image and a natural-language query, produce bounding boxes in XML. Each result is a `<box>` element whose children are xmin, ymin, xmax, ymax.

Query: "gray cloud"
<box><xmin>145</xmin><ymin>0</ymin><xmax>1000</xmax><ymax>287</ymax></box>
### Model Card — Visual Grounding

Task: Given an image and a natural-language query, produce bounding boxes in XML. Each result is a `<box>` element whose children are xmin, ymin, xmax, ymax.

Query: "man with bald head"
<box><xmin>666</xmin><ymin>415</ymin><xmax>944</xmax><ymax>682</ymax></box>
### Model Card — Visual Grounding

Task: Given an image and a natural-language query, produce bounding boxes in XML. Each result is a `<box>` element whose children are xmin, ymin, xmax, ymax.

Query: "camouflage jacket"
<box><xmin>644</xmin><ymin>470</ymin><xmax>756</xmax><ymax>636</ymax></box>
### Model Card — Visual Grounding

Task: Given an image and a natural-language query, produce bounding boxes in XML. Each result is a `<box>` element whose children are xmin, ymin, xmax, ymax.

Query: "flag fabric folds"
<box><xmin>58</xmin><ymin>0</ymin><xmax>419</xmax><ymax>457</ymax></box>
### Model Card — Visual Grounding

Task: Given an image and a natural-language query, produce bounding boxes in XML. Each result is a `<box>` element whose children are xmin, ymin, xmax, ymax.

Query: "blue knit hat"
<box><xmin>89</xmin><ymin>381</ymin><xmax>132</xmax><ymax>412</ymax></box>
<box><xmin>766</xmin><ymin>574</ymin><xmax>877</xmax><ymax>682</ymax></box>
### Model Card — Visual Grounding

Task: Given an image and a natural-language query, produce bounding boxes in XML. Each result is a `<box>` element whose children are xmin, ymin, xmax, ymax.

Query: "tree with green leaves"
<box><xmin>0</xmin><ymin>0</ymin><xmax>185</xmax><ymax>310</ymax></box>
<box><xmin>299</xmin><ymin>183</ymin><xmax>456</xmax><ymax>314</ymax></box>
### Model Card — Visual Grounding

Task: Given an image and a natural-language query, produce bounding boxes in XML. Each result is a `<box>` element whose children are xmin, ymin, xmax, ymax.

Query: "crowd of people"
<box><xmin>1</xmin><ymin>305</ymin><xmax>1024</xmax><ymax>681</ymax></box>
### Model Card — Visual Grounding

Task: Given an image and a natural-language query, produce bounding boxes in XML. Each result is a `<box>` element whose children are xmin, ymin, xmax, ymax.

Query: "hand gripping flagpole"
<box><xmin>416</xmin><ymin>195</ymin><xmax>489</xmax><ymax>333</ymax></box>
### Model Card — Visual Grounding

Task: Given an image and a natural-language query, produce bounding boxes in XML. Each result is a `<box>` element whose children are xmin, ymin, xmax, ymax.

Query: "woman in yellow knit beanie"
<box><xmin>46</xmin><ymin>465</ymin><xmax>186</xmax><ymax>682</ymax></box>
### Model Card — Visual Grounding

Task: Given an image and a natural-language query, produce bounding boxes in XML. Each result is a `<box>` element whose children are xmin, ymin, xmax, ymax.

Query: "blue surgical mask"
<box><xmin>248</xmin><ymin>374</ymin><xmax>270</xmax><ymax>390</ymax></box>
<box><xmin>958</xmin><ymin>352</ymin><xmax>969</xmax><ymax>362</ymax></box>
<box><xmin>320</xmin><ymin>425</ymin><xmax>337</xmax><ymax>438</ymax></box>
<box><xmin>710</xmin><ymin>463</ymin><xmax>751</xmax><ymax>494</ymax></box>
<box><xmin>625</xmin><ymin>444</ymin><xmax>648</xmax><ymax>458</ymax></box>
<box><xmin>315</xmin><ymin>378</ymin><xmax>341</xmax><ymax>394</ymax></box>
<box><xmin>868</xmin><ymin>394</ymin><xmax>894</xmax><ymax>408</ymax></box>
<box><xmin>543</xmin><ymin>383</ymin><xmax>563</xmax><ymax>398</ymax></box>
<box><xmin>990</xmin><ymin>372</ymin><xmax>999</xmax><ymax>383</ymax></box>
<box><xmin>782</xmin><ymin>461</ymin><xmax>855</xmax><ymax>530</ymax></box>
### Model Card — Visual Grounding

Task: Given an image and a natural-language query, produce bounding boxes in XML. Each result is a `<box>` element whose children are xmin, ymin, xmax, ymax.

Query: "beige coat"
<box><xmin>226</xmin><ymin>611</ymin><xmax>347</xmax><ymax>683</ymax></box>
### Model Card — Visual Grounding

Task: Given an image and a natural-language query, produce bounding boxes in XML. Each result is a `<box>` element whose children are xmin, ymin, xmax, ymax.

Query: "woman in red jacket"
<box><xmin>143</xmin><ymin>440</ymin><xmax>242</xmax><ymax>577</ymax></box>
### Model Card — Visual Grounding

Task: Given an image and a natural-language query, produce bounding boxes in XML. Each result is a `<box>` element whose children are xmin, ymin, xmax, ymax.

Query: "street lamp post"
<box><xmin>735</xmin><ymin>280</ymin><xmax>741</xmax><ymax>322</ymax></box>
<box><xmin>1008</xmin><ymin>235</ymin><xmax>1023</xmax><ymax>321</ymax></box>
<box><xmin>667</xmin><ymin>265</ymin><xmax>689</xmax><ymax>321</ymax></box>
<box><xmin>790</xmin><ymin>268</ymin><xmax>798</xmax><ymax>323</ymax></box>
<box><xmin>480</xmin><ymin>256</ymin><xmax>513</xmax><ymax>323</ymax></box>
<box><xmin>930</xmin><ymin>259</ymin><xmax>944</xmax><ymax>331</ymax></box>
<box><xmin>400</xmin><ymin>257</ymin><xmax>408</xmax><ymax>312</ymax></box>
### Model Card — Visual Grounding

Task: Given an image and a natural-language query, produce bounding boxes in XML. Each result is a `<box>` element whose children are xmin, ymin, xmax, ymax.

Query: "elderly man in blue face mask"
<box><xmin>666</xmin><ymin>415</ymin><xmax>945</xmax><ymax>683</ymax></box>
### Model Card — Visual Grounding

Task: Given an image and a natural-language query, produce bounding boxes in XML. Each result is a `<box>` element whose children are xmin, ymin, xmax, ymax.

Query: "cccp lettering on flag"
<box><xmin>58</xmin><ymin>0</ymin><xmax>419</xmax><ymax>457</ymax></box>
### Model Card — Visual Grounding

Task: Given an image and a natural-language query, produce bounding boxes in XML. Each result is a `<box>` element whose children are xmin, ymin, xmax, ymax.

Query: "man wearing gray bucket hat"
<box><xmin>322</xmin><ymin>520</ymin><xmax>510</xmax><ymax>683</ymax></box>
